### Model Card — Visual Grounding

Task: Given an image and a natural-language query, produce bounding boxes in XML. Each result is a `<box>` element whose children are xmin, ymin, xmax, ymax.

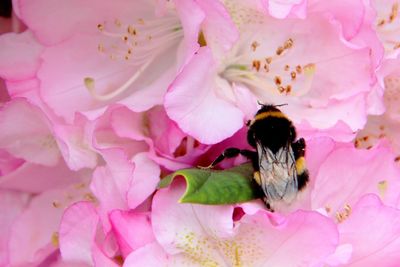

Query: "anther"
<box><xmin>251</xmin><ymin>41</ymin><xmax>260</xmax><ymax>51</ymax></box>
<box><xmin>296</xmin><ymin>65</ymin><xmax>302</xmax><ymax>74</ymax></box>
<box><xmin>127</xmin><ymin>25</ymin><xmax>136</xmax><ymax>35</ymax></box>
<box><xmin>290</xmin><ymin>71</ymin><xmax>296</xmax><ymax>80</ymax></box>
<box><xmin>390</xmin><ymin>3</ymin><xmax>398</xmax><ymax>22</ymax></box>
<box><xmin>252</xmin><ymin>60</ymin><xmax>261</xmax><ymax>71</ymax></box>
<box><xmin>274</xmin><ymin>76</ymin><xmax>282</xmax><ymax>85</ymax></box>
<box><xmin>97</xmin><ymin>23</ymin><xmax>104</xmax><ymax>31</ymax></box>
<box><xmin>276</xmin><ymin>46</ymin><xmax>284</xmax><ymax>55</ymax></box>
<box><xmin>97</xmin><ymin>44</ymin><xmax>104</xmax><ymax>52</ymax></box>
<box><xmin>285</xmin><ymin>85</ymin><xmax>292</xmax><ymax>94</ymax></box>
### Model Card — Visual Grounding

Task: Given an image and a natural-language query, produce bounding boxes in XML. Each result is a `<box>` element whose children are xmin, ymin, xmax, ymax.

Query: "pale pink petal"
<box><xmin>339</xmin><ymin>194</ymin><xmax>400</xmax><ymax>266</ymax></box>
<box><xmin>37</xmin><ymin>34</ymin><xmax>134</xmax><ymax>122</ymax></box>
<box><xmin>372</xmin><ymin>0</ymin><xmax>400</xmax><ymax>58</ymax></box>
<box><xmin>109</xmin><ymin>210</ymin><xmax>155</xmax><ymax>258</ymax></box>
<box><xmin>0</xmin><ymin>149</ymin><xmax>24</xmax><ymax>176</ymax></box>
<box><xmin>304</xmin><ymin>137</ymin><xmax>335</xmax><ymax>185</ymax></box>
<box><xmin>123</xmin><ymin>242</ymin><xmax>168</xmax><ymax>266</ymax></box>
<box><xmin>173</xmin><ymin>0</ymin><xmax>204</xmax><ymax>65</ymax></box>
<box><xmin>145</xmin><ymin>106</ymin><xmax>187</xmax><ymax>156</ymax></box>
<box><xmin>311</xmin><ymin>143</ymin><xmax>400</xmax><ymax>215</ymax></box>
<box><xmin>53</xmin><ymin>122</ymin><xmax>98</xmax><ymax>171</ymax></box>
<box><xmin>308</xmin><ymin>0</ymin><xmax>366</xmax><ymax>40</ymax></box>
<box><xmin>59</xmin><ymin>201</ymin><xmax>119</xmax><ymax>267</ymax></box>
<box><xmin>237</xmin><ymin>210</ymin><xmax>338</xmax><ymax>266</ymax></box>
<box><xmin>284</xmin><ymin>95</ymin><xmax>368</xmax><ymax>132</ymax></box>
<box><xmin>265</xmin><ymin>0</ymin><xmax>307</xmax><ymax>19</ymax></box>
<box><xmin>297</xmin><ymin>120</ymin><xmax>356</xmax><ymax>143</ymax></box>
<box><xmin>0</xmin><ymin>189</ymin><xmax>29</xmax><ymax>266</ymax></box>
<box><xmin>151</xmin><ymin>179</ymin><xmax>339</xmax><ymax>265</ymax></box>
<box><xmin>0</xmin><ymin>161</ymin><xmax>83</xmax><ymax>193</ymax></box>
<box><xmin>59</xmin><ymin>202</ymin><xmax>98</xmax><ymax>265</ymax></box>
<box><xmin>8</xmin><ymin>183</ymin><xmax>91</xmax><ymax>266</ymax></box>
<box><xmin>127</xmin><ymin>152</ymin><xmax>160</xmax><ymax>209</ymax></box>
<box><xmin>165</xmin><ymin>47</ymin><xmax>244</xmax><ymax>144</ymax></box>
<box><xmin>0</xmin><ymin>31</ymin><xmax>43</xmax><ymax>80</ymax></box>
<box><xmin>152</xmin><ymin>179</ymin><xmax>235</xmax><ymax>255</ymax></box>
<box><xmin>0</xmin><ymin>98</ymin><xmax>60</xmax><ymax>166</ymax></box>
<box><xmin>380</xmin><ymin>56</ymin><xmax>400</xmax><ymax>121</ymax></box>
<box><xmin>90</xmin><ymin>149</ymin><xmax>132</xmax><ymax>231</ymax></box>
<box><xmin>86</xmin><ymin>106</ymin><xmax>149</xmax><ymax>157</ymax></box>
<box><xmin>16</xmin><ymin>0</ymin><xmax>155</xmax><ymax>45</ymax></box>
<box><xmin>195</xmin><ymin>0</ymin><xmax>239</xmax><ymax>54</ymax></box>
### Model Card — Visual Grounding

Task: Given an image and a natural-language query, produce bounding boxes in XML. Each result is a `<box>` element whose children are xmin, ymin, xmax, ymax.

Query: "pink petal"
<box><xmin>298</xmin><ymin>120</ymin><xmax>356</xmax><ymax>143</ymax></box>
<box><xmin>165</xmin><ymin>47</ymin><xmax>244</xmax><ymax>144</ymax></box>
<box><xmin>151</xmin><ymin>179</ymin><xmax>339</xmax><ymax>265</ymax></box>
<box><xmin>265</xmin><ymin>0</ymin><xmax>307</xmax><ymax>19</ymax></box>
<box><xmin>238</xmin><ymin>210</ymin><xmax>339</xmax><ymax>266</ymax></box>
<box><xmin>152</xmin><ymin>179</ymin><xmax>235</xmax><ymax>255</ymax></box>
<box><xmin>59</xmin><ymin>202</ymin><xmax>98</xmax><ymax>265</ymax></box>
<box><xmin>8</xmin><ymin>183</ymin><xmax>90</xmax><ymax>266</ymax></box>
<box><xmin>37</xmin><ymin>34</ymin><xmax>134</xmax><ymax>122</ymax></box>
<box><xmin>339</xmin><ymin>194</ymin><xmax>400</xmax><ymax>266</ymax></box>
<box><xmin>0</xmin><ymin>98</ymin><xmax>60</xmax><ymax>166</ymax></box>
<box><xmin>109</xmin><ymin>210</ymin><xmax>155</xmax><ymax>258</ymax></box>
<box><xmin>309</xmin><ymin>0</ymin><xmax>365</xmax><ymax>39</ymax></box>
<box><xmin>90</xmin><ymin>149</ymin><xmax>132</xmax><ymax>232</ymax></box>
<box><xmin>123</xmin><ymin>242</ymin><xmax>168</xmax><ymax>266</ymax></box>
<box><xmin>195</xmin><ymin>0</ymin><xmax>239</xmax><ymax>53</ymax></box>
<box><xmin>0</xmin><ymin>31</ymin><xmax>43</xmax><ymax>80</ymax></box>
<box><xmin>285</xmin><ymin>95</ymin><xmax>368</xmax><ymax>132</ymax></box>
<box><xmin>127</xmin><ymin>152</ymin><xmax>160</xmax><ymax>209</ymax></box>
<box><xmin>59</xmin><ymin>201</ymin><xmax>119</xmax><ymax>267</ymax></box>
<box><xmin>311</xmin><ymin>143</ymin><xmax>400</xmax><ymax>214</ymax></box>
<box><xmin>0</xmin><ymin>189</ymin><xmax>29</xmax><ymax>266</ymax></box>
<box><xmin>16</xmin><ymin>0</ymin><xmax>158</xmax><ymax>45</ymax></box>
<box><xmin>173</xmin><ymin>0</ymin><xmax>204</xmax><ymax>65</ymax></box>
<box><xmin>53</xmin><ymin>122</ymin><xmax>98</xmax><ymax>171</ymax></box>
<box><xmin>0</xmin><ymin>161</ymin><xmax>83</xmax><ymax>193</ymax></box>
<box><xmin>0</xmin><ymin>149</ymin><xmax>24</xmax><ymax>176</ymax></box>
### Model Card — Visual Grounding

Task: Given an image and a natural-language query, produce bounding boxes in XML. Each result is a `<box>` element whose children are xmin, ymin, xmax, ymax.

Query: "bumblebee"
<box><xmin>204</xmin><ymin>104</ymin><xmax>309</xmax><ymax>211</ymax></box>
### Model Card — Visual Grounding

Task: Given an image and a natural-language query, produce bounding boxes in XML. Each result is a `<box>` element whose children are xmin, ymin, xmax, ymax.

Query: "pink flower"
<box><xmin>355</xmin><ymin>55</ymin><xmax>400</xmax><ymax>154</ymax></box>
<box><xmin>373</xmin><ymin>0</ymin><xmax>400</xmax><ymax>58</ymax></box>
<box><xmin>124</xmin><ymin>180</ymin><xmax>339</xmax><ymax>266</ymax></box>
<box><xmin>338</xmin><ymin>194</ymin><xmax>400</xmax><ymax>266</ymax></box>
<box><xmin>165</xmin><ymin>0</ymin><xmax>382</xmax><ymax>144</ymax></box>
<box><xmin>2</xmin><ymin>1</ymin><xmax>400</xmax><ymax>266</ymax></box>
<box><xmin>6</xmin><ymin>0</ymin><xmax>205</xmax><ymax>122</ymax></box>
<box><xmin>5</xmin><ymin>180</ymin><xmax>94</xmax><ymax>266</ymax></box>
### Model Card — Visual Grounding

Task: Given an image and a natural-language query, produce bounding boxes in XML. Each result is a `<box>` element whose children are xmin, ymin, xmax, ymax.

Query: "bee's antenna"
<box><xmin>274</xmin><ymin>103</ymin><xmax>288</xmax><ymax>107</ymax></box>
<box><xmin>257</xmin><ymin>100</ymin><xmax>265</xmax><ymax>106</ymax></box>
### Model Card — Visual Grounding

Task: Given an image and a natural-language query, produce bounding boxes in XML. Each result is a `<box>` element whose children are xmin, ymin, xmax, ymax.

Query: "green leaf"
<box><xmin>157</xmin><ymin>163</ymin><xmax>262</xmax><ymax>205</ymax></box>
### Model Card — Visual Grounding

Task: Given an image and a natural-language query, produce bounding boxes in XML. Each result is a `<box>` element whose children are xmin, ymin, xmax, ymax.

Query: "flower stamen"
<box><xmin>89</xmin><ymin>16</ymin><xmax>183</xmax><ymax>101</ymax></box>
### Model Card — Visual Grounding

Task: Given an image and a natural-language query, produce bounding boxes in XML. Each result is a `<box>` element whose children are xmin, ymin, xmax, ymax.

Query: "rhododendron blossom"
<box><xmin>1</xmin><ymin>0</ymin><xmax>400</xmax><ymax>266</ymax></box>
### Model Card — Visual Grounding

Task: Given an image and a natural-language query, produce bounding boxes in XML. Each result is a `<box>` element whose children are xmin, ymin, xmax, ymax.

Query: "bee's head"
<box><xmin>256</xmin><ymin>102</ymin><xmax>287</xmax><ymax>115</ymax></box>
<box><xmin>249</xmin><ymin>102</ymin><xmax>295</xmax><ymax>152</ymax></box>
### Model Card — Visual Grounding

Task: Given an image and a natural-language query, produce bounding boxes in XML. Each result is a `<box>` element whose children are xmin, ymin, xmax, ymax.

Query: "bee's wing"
<box><xmin>257</xmin><ymin>142</ymin><xmax>298</xmax><ymax>204</ymax></box>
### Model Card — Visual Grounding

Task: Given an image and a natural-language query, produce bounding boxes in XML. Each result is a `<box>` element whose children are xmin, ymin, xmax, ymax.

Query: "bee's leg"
<box><xmin>292</xmin><ymin>138</ymin><xmax>309</xmax><ymax>190</ymax></box>
<box><xmin>262</xmin><ymin>197</ymin><xmax>274</xmax><ymax>212</ymax></box>
<box><xmin>200</xmin><ymin>148</ymin><xmax>257</xmax><ymax>169</ymax></box>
